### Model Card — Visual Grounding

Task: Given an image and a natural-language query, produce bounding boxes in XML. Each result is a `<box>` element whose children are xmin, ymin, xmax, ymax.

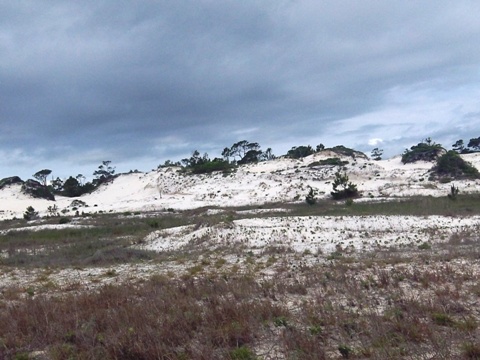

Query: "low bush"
<box><xmin>23</xmin><ymin>206</ymin><xmax>39</xmax><ymax>221</ymax></box>
<box><xmin>328</xmin><ymin>145</ymin><xmax>366</xmax><ymax>159</ymax></box>
<box><xmin>230</xmin><ymin>346</ymin><xmax>257</xmax><ymax>360</ymax></box>
<box><xmin>190</xmin><ymin>159</ymin><xmax>233</xmax><ymax>174</ymax></box>
<box><xmin>331</xmin><ymin>172</ymin><xmax>358</xmax><ymax>200</ymax></box>
<box><xmin>286</xmin><ymin>145</ymin><xmax>315</xmax><ymax>159</ymax></box>
<box><xmin>305</xmin><ymin>186</ymin><xmax>317</xmax><ymax>205</ymax></box>
<box><xmin>432</xmin><ymin>150</ymin><xmax>479</xmax><ymax>179</ymax></box>
<box><xmin>309</xmin><ymin>157</ymin><xmax>349</xmax><ymax>167</ymax></box>
<box><xmin>402</xmin><ymin>139</ymin><xmax>444</xmax><ymax>164</ymax></box>
<box><xmin>21</xmin><ymin>179</ymin><xmax>55</xmax><ymax>201</ymax></box>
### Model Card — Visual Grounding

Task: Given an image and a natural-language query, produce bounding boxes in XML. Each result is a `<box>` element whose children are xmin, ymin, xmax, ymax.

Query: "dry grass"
<box><xmin>1</xmin><ymin>242</ymin><xmax>480</xmax><ymax>359</ymax></box>
<box><xmin>2</xmin><ymin>197</ymin><xmax>480</xmax><ymax>359</ymax></box>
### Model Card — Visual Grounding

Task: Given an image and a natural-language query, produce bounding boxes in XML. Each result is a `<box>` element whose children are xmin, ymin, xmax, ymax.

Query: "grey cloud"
<box><xmin>1</xmin><ymin>1</ymin><xmax>480</xmax><ymax>179</ymax></box>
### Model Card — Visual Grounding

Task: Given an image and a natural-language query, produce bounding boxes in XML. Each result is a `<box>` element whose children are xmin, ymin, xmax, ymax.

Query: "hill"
<box><xmin>1</xmin><ymin>152</ymin><xmax>480</xmax><ymax>220</ymax></box>
<box><xmin>2</xmin><ymin>151</ymin><xmax>480</xmax><ymax>359</ymax></box>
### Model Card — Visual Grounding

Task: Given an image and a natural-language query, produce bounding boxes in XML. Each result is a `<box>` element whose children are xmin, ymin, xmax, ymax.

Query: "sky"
<box><xmin>1</xmin><ymin>1</ymin><xmax>480</xmax><ymax>180</ymax></box>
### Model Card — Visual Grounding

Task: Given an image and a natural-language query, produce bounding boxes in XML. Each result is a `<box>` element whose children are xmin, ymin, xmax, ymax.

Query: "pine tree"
<box><xmin>331</xmin><ymin>172</ymin><xmax>358</xmax><ymax>200</ymax></box>
<box><xmin>371</xmin><ymin>148</ymin><xmax>383</xmax><ymax>161</ymax></box>
<box><xmin>452</xmin><ymin>139</ymin><xmax>465</xmax><ymax>153</ymax></box>
<box><xmin>305</xmin><ymin>186</ymin><xmax>317</xmax><ymax>205</ymax></box>
<box><xmin>24</xmin><ymin>206</ymin><xmax>39</xmax><ymax>221</ymax></box>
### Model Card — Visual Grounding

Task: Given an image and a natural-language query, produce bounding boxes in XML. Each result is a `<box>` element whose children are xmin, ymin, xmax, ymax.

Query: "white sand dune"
<box><xmin>1</xmin><ymin>152</ymin><xmax>480</xmax><ymax>261</ymax></box>
<box><xmin>140</xmin><ymin>215</ymin><xmax>480</xmax><ymax>254</ymax></box>
<box><xmin>1</xmin><ymin>152</ymin><xmax>479</xmax><ymax>220</ymax></box>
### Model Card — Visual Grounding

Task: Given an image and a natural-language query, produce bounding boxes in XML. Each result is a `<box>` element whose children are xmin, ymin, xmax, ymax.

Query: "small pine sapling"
<box><xmin>305</xmin><ymin>186</ymin><xmax>317</xmax><ymax>205</ymax></box>
<box><xmin>331</xmin><ymin>172</ymin><xmax>358</xmax><ymax>200</ymax></box>
<box><xmin>448</xmin><ymin>184</ymin><xmax>459</xmax><ymax>200</ymax></box>
<box><xmin>24</xmin><ymin>206</ymin><xmax>39</xmax><ymax>221</ymax></box>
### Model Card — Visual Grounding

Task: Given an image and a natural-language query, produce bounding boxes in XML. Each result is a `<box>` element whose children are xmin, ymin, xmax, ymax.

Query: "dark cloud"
<box><xmin>1</xmin><ymin>1</ymin><xmax>480</xmax><ymax>179</ymax></box>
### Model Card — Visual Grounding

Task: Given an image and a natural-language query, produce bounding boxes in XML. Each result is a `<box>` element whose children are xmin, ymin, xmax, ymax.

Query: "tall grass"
<box><xmin>0</xmin><ymin>214</ymin><xmax>187</xmax><ymax>267</ymax></box>
<box><xmin>283</xmin><ymin>194</ymin><xmax>480</xmax><ymax>217</ymax></box>
<box><xmin>2</xmin><ymin>196</ymin><xmax>480</xmax><ymax>358</ymax></box>
<box><xmin>1</xmin><ymin>244</ymin><xmax>480</xmax><ymax>359</ymax></box>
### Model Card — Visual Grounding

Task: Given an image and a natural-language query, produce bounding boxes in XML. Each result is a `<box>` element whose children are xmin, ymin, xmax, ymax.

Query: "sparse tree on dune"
<box><xmin>33</xmin><ymin>169</ymin><xmax>52</xmax><ymax>186</ymax></box>
<box><xmin>263</xmin><ymin>147</ymin><xmax>275</xmax><ymax>161</ymax></box>
<box><xmin>93</xmin><ymin>161</ymin><xmax>115</xmax><ymax>186</ymax></box>
<box><xmin>467</xmin><ymin>137</ymin><xmax>480</xmax><ymax>152</ymax></box>
<box><xmin>221</xmin><ymin>147</ymin><xmax>232</xmax><ymax>162</ymax></box>
<box><xmin>371</xmin><ymin>148</ymin><xmax>383</xmax><ymax>161</ymax></box>
<box><xmin>452</xmin><ymin>139</ymin><xmax>466</xmax><ymax>154</ymax></box>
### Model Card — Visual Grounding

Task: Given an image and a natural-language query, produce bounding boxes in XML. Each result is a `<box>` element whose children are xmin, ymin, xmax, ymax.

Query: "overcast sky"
<box><xmin>2</xmin><ymin>1</ymin><xmax>480</xmax><ymax>180</ymax></box>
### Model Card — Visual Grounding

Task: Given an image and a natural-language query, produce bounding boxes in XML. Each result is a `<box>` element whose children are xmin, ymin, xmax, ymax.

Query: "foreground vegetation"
<box><xmin>1</xmin><ymin>240</ymin><xmax>480</xmax><ymax>359</ymax></box>
<box><xmin>1</xmin><ymin>196</ymin><xmax>480</xmax><ymax>359</ymax></box>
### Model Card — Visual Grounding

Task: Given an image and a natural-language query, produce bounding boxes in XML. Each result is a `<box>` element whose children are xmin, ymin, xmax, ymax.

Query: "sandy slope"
<box><xmin>1</xmin><ymin>152</ymin><xmax>480</xmax><ymax>220</ymax></box>
<box><xmin>140</xmin><ymin>215</ymin><xmax>480</xmax><ymax>254</ymax></box>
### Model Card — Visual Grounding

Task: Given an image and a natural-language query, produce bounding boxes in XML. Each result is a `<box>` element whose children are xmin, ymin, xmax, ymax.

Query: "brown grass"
<box><xmin>2</xmin><ymin>199</ymin><xmax>480</xmax><ymax>359</ymax></box>
<box><xmin>1</xmin><ymin>245</ymin><xmax>479</xmax><ymax>359</ymax></box>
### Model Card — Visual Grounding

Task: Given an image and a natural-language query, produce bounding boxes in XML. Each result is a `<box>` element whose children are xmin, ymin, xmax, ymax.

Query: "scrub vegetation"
<box><xmin>1</xmin><ymin>197</ymin><xmax>480</xmax><ymax>359</ymax></box>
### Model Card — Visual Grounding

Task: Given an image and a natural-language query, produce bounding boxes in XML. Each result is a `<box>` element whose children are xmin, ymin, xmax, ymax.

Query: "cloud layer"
<box><xmin>2</xmin><ymin>1</ymin><xmax>480</xmax><ymax>179</ymax></box>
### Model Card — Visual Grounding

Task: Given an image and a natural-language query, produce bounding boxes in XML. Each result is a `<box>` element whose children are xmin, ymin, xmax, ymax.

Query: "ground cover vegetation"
<box><xmin>1</xmin><ymin>196</ymin><xmax>480</xmax><ymax>358</ymax></box>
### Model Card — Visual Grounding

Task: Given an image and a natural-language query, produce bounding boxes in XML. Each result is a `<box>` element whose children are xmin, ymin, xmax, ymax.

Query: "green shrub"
<box><xmin>448</xmin><ymin>184</ymin><xmax>459</xmax><ymax>200</ymax></box>
<box><xmin>23</xmin><ymin>206</ymin><xmax>39</xmax><ymax>221</ymax></box>
<box><xmin>433</xmin><ymin>150</ymin><xmax>479</xmax><ymax>179</ymax></box>
<box><xmin>230</xmin><ymin>346</ymin><xmax>257</xmax><ymax>360</ymax></box>
<box><xmin>273</xmin><ymin>316</ymin><xmax>288</xmax><ymax>327</ymax></box>
<box><xmin>305</xmin><ymin>187</ymin><xmax>317</xmax><ymax>205</ymax></box>
<box><xmin>191</xmin><ymin>159</ymin><xmax>233</xmax><ymax>174</ymax></box>
<box><xmin>431</xmin><ymin>313</ymin><xmax>455</xmax><ymax>327</ymax></box>
<box><xmin>462</xmin><ymin>342</ymin><xmax>480</xmax><ymax>359</ymax></box>
<box><xmin>286</xmin><ymin>145</ymin><xmax>315</xmax><ymax>159</ymax></box>
<box><xmin>13</xmin><ymin>353</ymin><xmax>30</xmax><ymax>360</ymax></box>
<box><xmin>402</xmin><ymin>138</ymin><xmax>444</xmax><ymax>164</ymax></box>
<box><xmin>25</xmin><ymin>287</ymin><xmax>35</xmax><ymax>297</ymax></box>
<box><xmin>338</xmin><ymin>344</ymin><xmax>353</xmax><ymax>358</ymax></box>
<box><xmin>309</xmin><ymin>325</ymin><xmax>323</xmax><ymax>335</ymax></box>
<box><xmin>331</xmin><ymin>172</ymin><xmax>358</xmax><ymax>200</ymax></box>
<box><xmin>58</xmin><ymin>217</ymin><xmax>71</xmax><ymax>224</ymax></box>
<box><xmin>329</xmin><ymin>145</ymin><xmax>366</xmax><ymax>158</ymax></box>
<box><xmin>22</xmin><ymin>180</ymin><xmax>55</xmax><ymax>201</ymax></box>
<box><xmin>147</xmin><ymin>220</ymin><xmax>159</xmax><ymax>228</ymax></box>
<box><xmin>327</xmin><ymin>251</ymin><xmax>343</xmax><ymax>260</ymax></box>
<box><xmin>309</xmin><ymin>157</ymin><xmax>349</xmax><ymax>167</ymax></box>
<box><xmin>418</xmin><ymin>242</ymin><xmax>431</xmax><ymax>250</ymax></box>
<box><xmin>47</xmin><ymin>204</ymin><xmax>59</xmax><ymax>217</ymax></box>
<box><xmin>0</xmin><ymin>176</ymin><xmax>23</xmax><ymax>189</ymax></box>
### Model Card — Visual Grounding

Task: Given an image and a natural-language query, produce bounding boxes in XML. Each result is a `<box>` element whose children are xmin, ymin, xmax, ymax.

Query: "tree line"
<box><xmin>25</xmin><ymin>135</ymin><xmax>480</xmax><ymax>198</ymax></box>
<box><xmin>32</xmin><ymin>161</ymin><xmax>116</xmax><ymax>198</ymax></box>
